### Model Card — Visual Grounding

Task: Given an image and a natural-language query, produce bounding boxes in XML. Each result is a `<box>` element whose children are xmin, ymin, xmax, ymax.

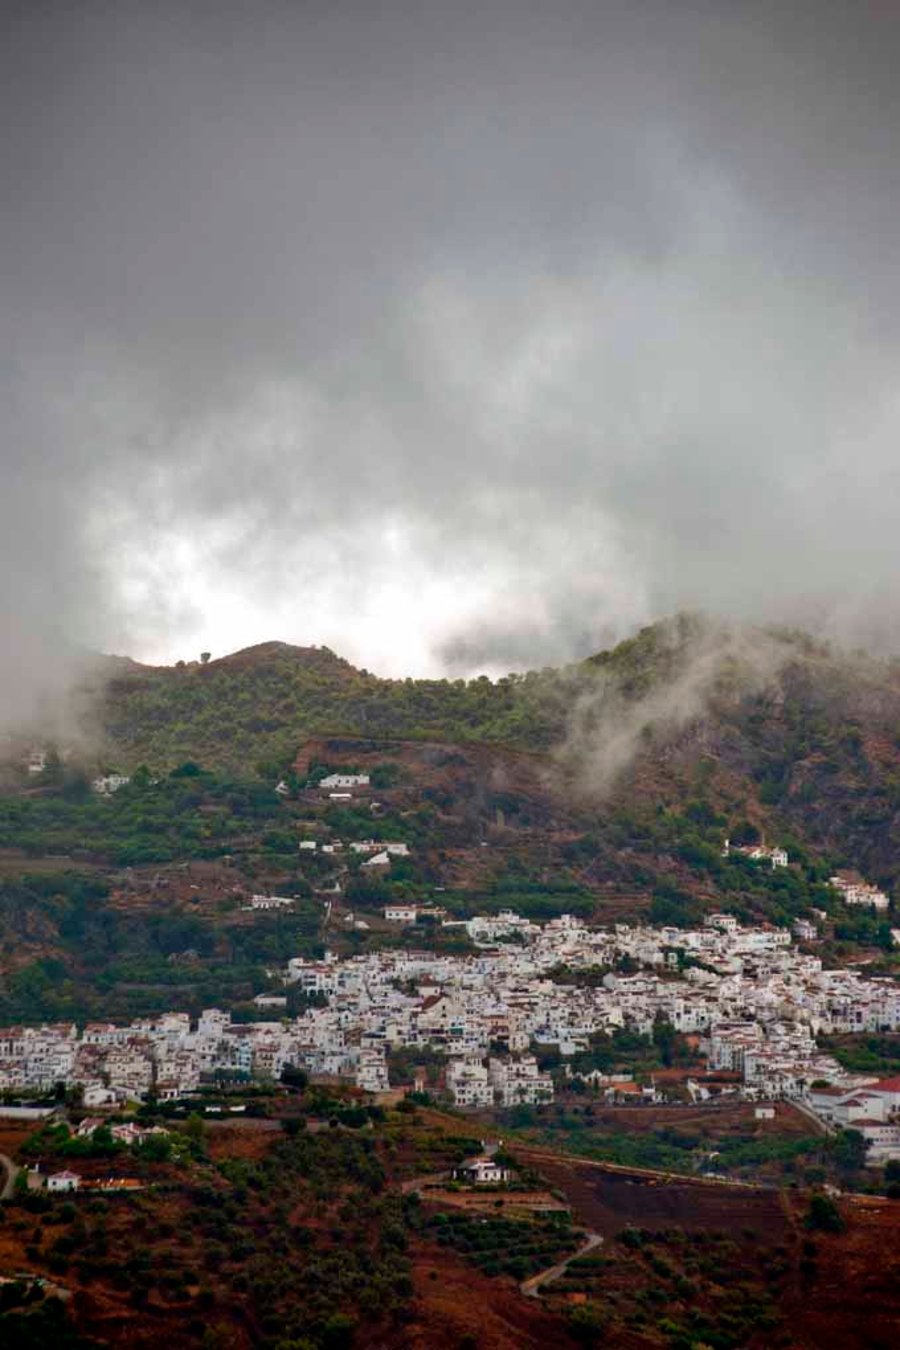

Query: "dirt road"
<box><xmin>520</xmin><ymin>1230</ymin><xmax>602</xmax><ymax>1298</ymax></box>
<box><xmin>0</xmin><ymin>1151</ymin><xmax>20</xmax><ymax>1200</ymax></box>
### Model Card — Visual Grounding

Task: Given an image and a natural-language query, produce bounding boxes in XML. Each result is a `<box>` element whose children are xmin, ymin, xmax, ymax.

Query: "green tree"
<box><xmin>832</xmin><ymin>1128</ymin><xmax>868</xmax><ymax>1173</ymax></box>
<box><xmin>806</xmin><ymin>1193</ymin><xmax>844</xmax><ymax>1233</ymax></box>
<box><xmin>182</xmin><ymin>1113</ymin><xmax>206</xmax><ymax>1144</ymax></box>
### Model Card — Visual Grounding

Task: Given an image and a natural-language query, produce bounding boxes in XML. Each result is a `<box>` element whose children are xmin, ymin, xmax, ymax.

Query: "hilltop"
<box><xmin>96</xmin><ymin>634</ymin><xmax>575</xmax><ymax>770</ymax></box>
<box><xmin>73</xmin><ymin>615</ymin><xmax>900</xmax><ymax>889</ymax></box>
<box><xmin>7</xmin><ymin>614</ymin><xmax>900</xmax><ymax>923</ymax></box>
<box><xmin>90</xmin><ymin>615</ymin><xmax>841</xmax><ymax>765</ymax></box>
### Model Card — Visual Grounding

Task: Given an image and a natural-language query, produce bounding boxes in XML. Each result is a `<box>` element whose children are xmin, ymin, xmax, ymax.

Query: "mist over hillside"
<box><xmin>5</xmin><ymin>7</ymin><xmax>900</xmax><ymax>1346</ymax></box>
<box><xmin>6</xmin><ymin>2</ymin><xmax>900</xmax><ymax>706</ymax></box>
<box><xmin>6</xmin><ymin>614</ymin><xmax>900</xmax><ymax>891</ymax></box>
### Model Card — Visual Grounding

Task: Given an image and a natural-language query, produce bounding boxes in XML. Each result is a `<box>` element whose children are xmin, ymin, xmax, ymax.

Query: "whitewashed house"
<box><xmin>453</xmin><ymin>1153</ymin><xmax>511</xmax><ymax>1184</ymax></box>
<box><xmin>829</xmin><ymin>874</ymin><xmax>890</xmax><ymax>911</ymax></box>
<box><xmin>47</xmin><ymin>1170</ymin><xmax>80</xmax><ymax>1192</ymax></box>
<box><xmin>488</xmin><ymin>1055</ymin><xmax>553</xmax><ymax>1106</ymax></box>
<box><xmin>384</xmin><ymin>904</ymin><xmax>418</xmax><ymax>924</ymax></box>
<box><xmin>446</xmin><ymin>1057</ymin><xmax>494</xmax><ymax>1108</ymax></box>
<box><xmin>356</xmin><ymin>1046</ymin><xmax>390</xmax><ymax>1093</ymax></box>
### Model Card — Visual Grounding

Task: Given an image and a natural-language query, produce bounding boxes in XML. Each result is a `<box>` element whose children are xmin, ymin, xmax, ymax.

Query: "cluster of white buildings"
<box><xmin>92</xmin><ymin>774</ymin><xmax>131</xmax><ymax>795</ymax></box>
<box><xmin>806</xmin><ymin>1078</ymin><xmax>900</xmax><ymax>1162</ymax></box>
<box><xmin>4</xmin><ymin>907</ymin><xmax>900</xmax><ymax>1160</ymax></box>
<box><xmin>445</xmin><ymin>1055</ymin><xmax>553</xmax><ymax>1108</ymax></box>
<box><xmin>0</xmin><ymin>1010</ymin><xmax>312</xmax><ymax>1104</ymax></box>
<box><xmin>828</xmin><ymin>872</ymin><xmax>890</xmax><ymax>911</ymax></box>
<box><xmin>299</xmin><ymin>838</ymin><xmax>410</xmax><ymax>870</ymax></box>
<box><xmin>280</xmin><ymin>908</ymin><xmax>900</xmax><ymax>1151</ymax></box>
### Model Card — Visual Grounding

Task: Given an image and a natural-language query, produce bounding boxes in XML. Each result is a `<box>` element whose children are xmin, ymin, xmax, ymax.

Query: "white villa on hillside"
<box><xmin>384</xmin><ymin>904</ymin><xmax>419</xmax><ymax>924</ymax></box>
<box><xmin>246</xmin><ymin>894</ymin><xmax>294</xmax><ymax>910</ymax></box>
<box><xmin>47</xmin><ymin>1170</ymin><xmax>81</xmax><ymax>1192</ymax></box>
<box><xmin>829</xmin><ymin>873</ymin><xmax>890</xmax><ymax>911</ymax></box>
<box><xmin>453</xmin><ymin>1152</ymin><xmax>511</xmax><ymax>1185</ymax></box>
<box><xmin>722</xmin><ymin>840</ymin><xmax>788</xmax><ymax>868</ymax></box>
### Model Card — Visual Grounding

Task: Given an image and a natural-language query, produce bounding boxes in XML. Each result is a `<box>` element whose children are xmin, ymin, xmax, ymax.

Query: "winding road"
<box><xmin>520</xmin><ymin>1230</ymin><xmax>603</xmax><ymax>1298</ymax></box>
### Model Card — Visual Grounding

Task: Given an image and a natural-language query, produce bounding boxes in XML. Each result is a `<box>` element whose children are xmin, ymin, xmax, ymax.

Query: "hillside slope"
<box><xmin>89</xmin><ymin>617</ymin><xmax>900</xmax><ymax>883</ymax></box>
<box><xmin>97</xmin><ymin>638</ymin><xmax>579</xmax><ymax>769</ymax></box>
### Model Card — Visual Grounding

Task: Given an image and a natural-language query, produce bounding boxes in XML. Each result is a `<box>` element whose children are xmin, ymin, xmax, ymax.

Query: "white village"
<box><xmin>3</xmin><ymin>883</ymin><xmax>900</xmax><ymax>1164</ymax></box>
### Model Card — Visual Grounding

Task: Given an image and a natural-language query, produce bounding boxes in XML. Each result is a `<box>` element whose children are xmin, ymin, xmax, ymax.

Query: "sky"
<box><xmin>4</xmin><ymin>1</ymin><xmax>900</xmax><ymax>712</ymax></box>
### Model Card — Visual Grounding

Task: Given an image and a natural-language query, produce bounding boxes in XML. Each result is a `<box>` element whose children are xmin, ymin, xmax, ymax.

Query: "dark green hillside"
<box><xmin>90</xmin><ymin>615</ymin><xmax>900</xmax><ymax>892</ymax></box>
<box><xmin>93</xmin><ymin>614</ymin><xmax>813</xmax><ymax>771</ymax></box>
<box><xmin>11</xmin><ymin>613</ymin><xmax>900</xmax><ymax>906</ymax></box>
<box><xmin>98</xmin><ymin>639</ymin><xmax>581</xmax><ymax>771</ymax></box>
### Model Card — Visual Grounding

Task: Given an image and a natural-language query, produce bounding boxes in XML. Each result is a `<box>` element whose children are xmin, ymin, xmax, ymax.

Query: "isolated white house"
<box><xmin>384</xmin><ymin>904</ymin><xmax>418</xmax><ymax>924</ymax></box>
<box><xmin>453</xmin><ymin>1152</ymin><xmax>511</xmax><ymax>1184</ymax></box>
<box><xmin>722</xmin><ymin>840</ymin><xmax>788</xmax><ymax>869</ymax></box>
<box><xmin>829</xmin><ymin>874</ymin><xmax>890</xmax><ymax>911</ymax></box>
<box><xmin>47</xmin><ymin>1170</ymin><xmax>80</xmax><ymax>1192</ymax></box>
<box><xmin>362</xmin><ymin>851</ymin><xmax>391</xmax><ymax>869</ymax></box>
<box><xmin>319</xmin><ymin>774</ymin><xmax>370</xmax><ymax>789</ymax></box>
<box><xmin>248</xmin><ymin>894</ymin><xmax>294</xmax><ymax>910</ymax></box>
<box><xmin>351</xmin><ymin>840</ymin><xmax>409</xmax><ymax>857</ymax></box>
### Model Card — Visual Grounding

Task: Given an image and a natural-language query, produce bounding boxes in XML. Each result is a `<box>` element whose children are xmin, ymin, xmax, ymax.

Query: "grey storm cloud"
<box><xmin>3</xmin><ymin>0</ymin><xmax>900</xmax><ymax>716</ymax></box>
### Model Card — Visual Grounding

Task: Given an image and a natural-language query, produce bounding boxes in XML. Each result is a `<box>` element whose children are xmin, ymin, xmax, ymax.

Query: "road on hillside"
<box><xmin>516</xmin><ymin>1145</ymin><xmax>779</xmax><ymax>1191</ymax></box>
<box><xmin>521</xmin><ymin>1230</ymin><xmax>603</xmax><ymax>1298</ymax></box>
<box><xmin>789</xmin><ymin>1097</ymin><xmax>833</xmax><ymax>1135</ymax></box>
<box><xmin>0</xmin><ymin>1151</ymin><xmax>21</xmax><ymax>1200</ymax></box>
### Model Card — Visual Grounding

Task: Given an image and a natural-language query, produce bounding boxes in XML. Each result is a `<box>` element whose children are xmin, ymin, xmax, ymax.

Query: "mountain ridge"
<box><xmin>14</xmin><ymin>615</ymin><xmax>900</xmax><ymax>890</ymax></box>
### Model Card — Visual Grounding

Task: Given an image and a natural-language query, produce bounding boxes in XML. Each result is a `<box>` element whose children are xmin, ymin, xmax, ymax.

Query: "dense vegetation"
<box><xmin>0</xmin><ymin>866</ymin><xmax>323</xmax><ymax>1023</ymax></box>
<box><xmin>1</xmin><ymin>1119</ymin><xmax>420</xmax><ymax>1349</ymax></box>
<box><xmin>818</xmin><ymin>1032</ymin><xmax>900</xmax><ymax>1077</ymax></box>
<box><xmin>72</xmin><ymin>615</ymin><xmax>900</xmax><ymax>897</ymax></box>
<box><xmin>0</xmin><ymin>767</ymin><xmax>292</xmax><ymax>866</ymax></box>
<box><xmin>98</xmin><ymin>640</ymin><xmax>583</xmax><ymax>770</ymax></box>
